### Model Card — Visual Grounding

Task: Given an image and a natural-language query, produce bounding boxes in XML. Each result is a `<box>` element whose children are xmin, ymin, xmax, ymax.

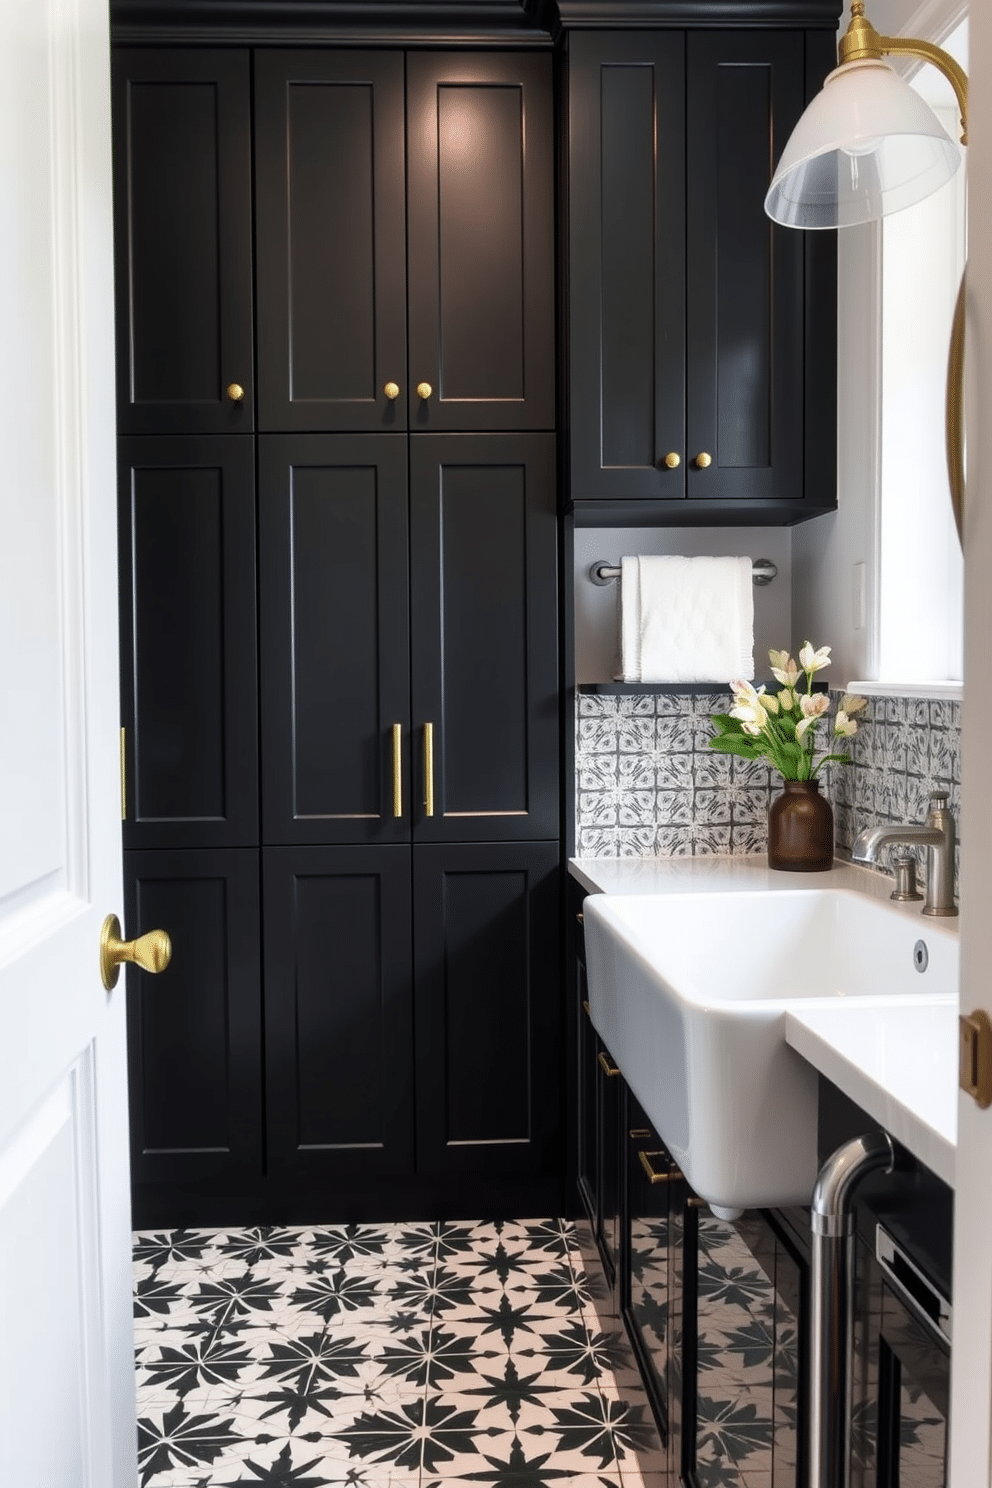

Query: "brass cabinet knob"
<box><xmin>226</xmin><ymin>382</ymin><xmax>245</xmax><ymax>403</ymax></box>
<box><xmin>100</xmin><ymin>913</ymin><xmax>172</xmax><ymax>991</ymax></box>
<box><xmin>663</xmin><ymin>452</ymin><xmax>681</xmax><ymax>469</ymax></box>
<box><xmin>383</xmin><ymin>381</ymin><xmax>400</xmax><ymax>400</ymax></box>
<box><xmin>694</xmin><ymin>452</ymin><xmax>712</xmax><ymax>469</ymax></box>
<box><xmin>416</xmin><ymin>382</ymin><xmax>433</xmax><ymax>400</ymax></box>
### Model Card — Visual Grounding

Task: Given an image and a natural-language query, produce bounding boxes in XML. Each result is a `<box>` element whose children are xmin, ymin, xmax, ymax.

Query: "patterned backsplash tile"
<box><xmin>575</xmin><ymin>690</ymin><xmax>962</xmax><ymax>874</ymax></box>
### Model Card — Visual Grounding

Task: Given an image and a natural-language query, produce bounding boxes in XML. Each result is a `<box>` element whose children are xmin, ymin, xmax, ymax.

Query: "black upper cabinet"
<box><xmin>112</xmin><ymin>51</ymin><xmax>254</xmax><ymax>436</ymax></box>
<box><xmin>567</xmin><ymin>29</ymin><xmax>835</xmax><ymax>523</ymax></box>
<box><xmin>410</xmin><ymin>434</ymin><xmax>559</xmax><ymax>842</ymax></box>
<box><xmin>118</xmin><ymin>435</ymin><xmax>258</xmax><ymax>849</ymax></box>
<box><xmin>406</xmin><ymin>53</ymin><xmax>555</xmax><ymax>431</ymax></box>
<box><xmin>254</xmin><ymin>52</ymin><xmax>408</xmax><ymax>433</ymax></box>
<box><xmin>254</xmin><ymin>50</ymin><xmax>554</xmax><ymax>434</ymax></box>
<box><xmin>258</xmin><ymin>435</ymin><xmax>411</xmax><ymax>845</ymax></box>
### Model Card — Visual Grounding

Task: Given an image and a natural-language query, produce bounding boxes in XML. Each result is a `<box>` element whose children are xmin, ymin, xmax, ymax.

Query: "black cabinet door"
<box><xmin>258</xmin><ymin>435</ymin><xmax>410</xmax><ymax>846</ymax></box>
<box><xmin>413</xmin><ymin>843</ymin><xmax>560</xmax><ymax>1180</ymax></box>
<box><xmin>125</xmin><ymin>849</ymin><xmax>262</xmax><ymax>1193</ymax></box>
<box><xmin>118</xmin><ymin>436</ymin><xmax>258</xmax><ymax>850</ymax></box>
<box><xmin>254</xmin><ymin>52</ymin><xmax>408</xmax><ymax>433</ymax></box>
<box><xmin>112</xmin><ymin>50</ymin><xmax>253</xmax><ymax>436</ymax></box>
<box><xmin>263</xmin><ymin>845</ymin><xmax>415</xmax><ymax>1181</ymax></box>
<box><xmin>406</xmin><ymin>53</ymin><xmax>554</xmax><ymax>432</ymax></box>
<box><xmin>685</xmin><ymin>32</ymin><xmax>806</xmax><ymax>506</ymax></box>
<box><xmin>625</xmin><ymin>1109</ymin><xmax>674</xmax><ymax>1442</ymax></box>
<box><xmin>568</xmin><ymin>32</ymin><xmax>686</xmax><ymax>502</ymax></box>
<box><xmin>409</xmin><ymin>434</ymin><xmax>558</xmax><ymax>842</ymax></box>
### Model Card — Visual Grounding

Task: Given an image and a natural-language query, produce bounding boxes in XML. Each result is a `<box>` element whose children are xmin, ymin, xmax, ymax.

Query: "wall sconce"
<box><xmin>764</xmin><ymin>0</ymin><xmax>968</xmax><ymax>539</ymax></box>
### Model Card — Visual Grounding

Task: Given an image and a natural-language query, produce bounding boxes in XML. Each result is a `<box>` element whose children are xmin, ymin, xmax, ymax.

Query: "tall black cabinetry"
<box><xmin>113</xmin><ymin>43</ymin><xmax>561</xmax><ymax>1225</ymax></box>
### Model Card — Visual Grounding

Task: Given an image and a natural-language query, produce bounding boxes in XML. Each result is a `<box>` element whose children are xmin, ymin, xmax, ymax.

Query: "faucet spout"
<box><xmin>850</xmin><ymin>792</ymin><xmax>957</xmax><ymax>917</ymax></box>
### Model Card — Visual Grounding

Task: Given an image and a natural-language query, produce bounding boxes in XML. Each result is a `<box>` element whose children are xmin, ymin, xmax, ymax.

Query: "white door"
<box><xmin>950</xmin><ymin>6</ymin><xmax>992</xmax><ymax>1484</ymax></box>
<box><xmin>0</xmin><ymin>0</ymin><xmax>144</xmax><ymax>1483</ymax></box>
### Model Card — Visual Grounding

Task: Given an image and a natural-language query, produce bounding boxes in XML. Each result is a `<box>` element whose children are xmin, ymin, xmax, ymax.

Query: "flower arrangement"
<box><xmin>709</xmin><ymin>643</ymin><xmax>868</xmax><ymax>782</ymax></box>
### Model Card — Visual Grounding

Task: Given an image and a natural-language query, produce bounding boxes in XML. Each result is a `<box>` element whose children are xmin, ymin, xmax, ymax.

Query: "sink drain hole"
<box><xmin>914</xmin><ymin>940</ymin><xmax>929</xmax><ymax>973</ymax></box>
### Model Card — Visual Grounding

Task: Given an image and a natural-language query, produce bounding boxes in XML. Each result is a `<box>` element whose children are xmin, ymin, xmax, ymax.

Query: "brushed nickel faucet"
<box><xmin>851</xmin><ymin>791</ymin><xmax>958</xmax><ymax>917</ymax></box>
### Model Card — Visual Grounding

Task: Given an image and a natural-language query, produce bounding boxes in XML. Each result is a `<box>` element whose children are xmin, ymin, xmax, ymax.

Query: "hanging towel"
<box><xmin>620</xmin><ymin>555</ymin><xmax>755</xmax><ymax>683</ymax></box>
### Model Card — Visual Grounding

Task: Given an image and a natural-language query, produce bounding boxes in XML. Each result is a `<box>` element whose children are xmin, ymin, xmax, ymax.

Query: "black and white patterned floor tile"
<box><xmin>133</xmin><ymin>1219</ymin><xmax>664</xmax><ymax>1488</ymax></box>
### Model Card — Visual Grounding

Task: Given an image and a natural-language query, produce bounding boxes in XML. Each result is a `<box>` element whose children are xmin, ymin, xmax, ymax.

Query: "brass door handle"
<box><xmin>226</xmin><ymin>382</ymin><xmax>245</xmax><ymax>403</ymax></box>
<box><xmin>416</xmin><ymin>381</ymin><xmax>433</xmax><ymax>400</ymax></box>
<box><xmin>423</xmin><ymin>721</ymin><xmax>435</xmax><ymax>817</ymax></box>
<box><xmin>663</xmin><ymin>452</ymin><xmax>681</xmax><ymax>469</ymax></box>
<box><xmin>392</xmin><ymin>723</ymin><xmax>403</xmax><ymax>818</ymax></box>
<box><xmin>384</xmin><ymin>381</ymin><xmax>400</xmax><ymax>400</ymax></box>
<box><xmin>598</xmin><ymin>1051</ymin><xmax>621</xmax><ymax>1077</ymax></box>
<box><xmin>100</xmin><ymin>914</ymin><xmax>172</xmax><ymax>991</ymax></box>
<box><xmin>693</xmin><ymin>452</ymin><xmax>712</xmax><ymax>469</ymax></box>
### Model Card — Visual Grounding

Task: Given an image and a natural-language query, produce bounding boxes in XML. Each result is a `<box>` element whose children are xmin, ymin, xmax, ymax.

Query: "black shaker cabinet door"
<box><xmin>413</xmin><ymin>843</ymin><xmax>560</xmax><ymax>1180</ymax></box>
<box><xmin>125</xmin><ymin>848</ymin><xmax>263</xmax><ymax>1193</ymax></box>
<box><xmin>568</xmin><ymin>32</ymin><xmax>687</xmax><ymax>501</ymax></box>
<box><xmin>685</xmin><ymin>32</ymin><xmax>806</xmax><ymax>506</ymax></box>
<box><xmin>254</xmin><ymin>51</ymin><xmax>408</xmax><ymax>434</ymax></box>
<box><xmin>406</xmin><ymin>53</ymin><xmax>555</xmax><ymax>432</ymax></box>
<box><xmin>258</xmin><ymin>435</ymin><xmax>410</xmax><ymax>846</ymax></box>
<box><xmin>409</xmin><ymin>434</ymin><xmax>558</xmax><ymax>843</ymax></box>
<box><xmin>112</xmin><ymin>50</ymin><xmax>253</xmax><ymax>436</ymax></box>
<box><xmin>263</xmin><ymin>845</ymin><xmax>415</xmax><ymax>1181</ymax></box>
<box><xmin>118</xmin><ymin>436</ymin><xmax>258</xmax><ymax>850</ymax></box>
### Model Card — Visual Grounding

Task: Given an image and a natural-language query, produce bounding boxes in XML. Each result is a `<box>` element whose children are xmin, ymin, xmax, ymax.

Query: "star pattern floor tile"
<box><xmin>134</xmin><ymin>1219</ymin><xmax>662</xmax><ymax>1488</ymax></box>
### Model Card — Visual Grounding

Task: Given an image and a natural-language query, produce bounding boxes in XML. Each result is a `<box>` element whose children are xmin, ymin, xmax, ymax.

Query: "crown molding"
<box><xmin>111</xmin><ymin>0</ymin><xmax>555</xmax><ymax>46</ymax></box>
<box><xmin>554</xmin><ymin>0</ymin><xmax>842</xmax><ymax>34</ymax></box>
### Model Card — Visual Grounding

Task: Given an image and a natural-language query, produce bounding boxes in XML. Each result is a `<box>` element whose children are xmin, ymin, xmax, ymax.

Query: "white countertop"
<box><xmin>571</xmin><ymin>853</ymin><xmax>960</xmax><ymax>1186</ymax></box>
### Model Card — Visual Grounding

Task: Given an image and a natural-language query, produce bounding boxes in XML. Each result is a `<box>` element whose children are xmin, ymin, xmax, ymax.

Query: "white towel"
<box><xmin>620</xmin><ymin>555</ymin><xmax>754</xmax><ymax>683</ymax></box>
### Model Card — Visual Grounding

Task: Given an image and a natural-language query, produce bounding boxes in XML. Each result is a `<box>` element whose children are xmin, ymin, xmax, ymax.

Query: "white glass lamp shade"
<box><xmin>765</xmin><ymin>59</ymin><xmax>962</xmax><ymax>229</ymax></box>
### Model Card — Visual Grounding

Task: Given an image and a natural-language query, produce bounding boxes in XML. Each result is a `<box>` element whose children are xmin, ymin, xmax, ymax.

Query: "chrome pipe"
<box><xmin>809</xmin><ymin>1132</ymin><xmax>895</xmax><ymax>1488</ymax></box>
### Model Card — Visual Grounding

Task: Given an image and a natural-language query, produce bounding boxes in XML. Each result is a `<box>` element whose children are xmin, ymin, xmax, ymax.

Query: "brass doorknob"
<box><xmin>226</xmin><ymin>382</ymin><xmax>245</xmax><ymax>403</ymax></box>
<box><xmin>694</xmin><ymin>452</ymin><xmax>712</xmax><ymax>469</ymax></box>
<box><xmin>100</xmin><ymin>914</ymin><xmax>172</xmax><ymax>991</ymax></box>
<box><xmin>383</xmin><ymin>381</ymin><xmax>400</xmax><ymax>400</ymax></box>
<box><xmin>416</xmin><ymin>382</ymin><xmax>433</xmax><ymax>400</ymax></box>
<box><xmin>663</xmin><ymin>452</ymin><xmax>681</xmax><ymax>469</ymax></box>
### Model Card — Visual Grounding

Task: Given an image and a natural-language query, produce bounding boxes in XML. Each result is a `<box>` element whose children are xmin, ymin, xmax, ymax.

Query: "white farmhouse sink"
<box><xmin>583</xmin><ymin>889</ymin><xmax>958</xmax><ymax>1217</ymax></box>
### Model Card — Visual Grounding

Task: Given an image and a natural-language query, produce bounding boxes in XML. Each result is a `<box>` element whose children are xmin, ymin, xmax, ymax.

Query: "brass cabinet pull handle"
<box><xmin>694</xmin><ymin>452</ymin><xmax>712</xmax><ymax>469</ymax></box>
<box><xmin>391</xmin><ymin>723</ymin><xmax>403</xmax><ymax>818</ymax></box>
<box><xmin>630</xmin><ymin>1127</ymin><xmax>652</xmax><ymax>1139</ymax></box>
<box><xmin>663</xmin><ymin>452</ymin><xmax>681</xmax><ymax>469</ymax></box>
<box><xmin>598</xmin><ymin>1051</ymin><xmax>621</xmax><ymax>1077</ymax></box>
<box><xmin>582</xmin><ymin>999</ymin><xmax>590</xmax><ymax>1015</ymax></box>
<box><xmin>423</xmin><ymin>721</ymin><xmax>435</xmax><ymax>817</ymax></box>
<box><xmin>226</xmin><ymin>382</ymin><xmax>245</xmax><ymax>403</ymax></box>
<box><xmin>384</xmin><ymin>381</ymin><xmax>401</xmax><ymax>400</ymax></box>
<box><xmin>576</xmin><ymin>911</ymin><xmax>584</xmax><ymax>924</ymax></box>
<box><xmin>100</xmin><ymin>913</ymin><xmax>172</xmax><ymax>991</ymax></box>
<box><xmin>416</xmin><ymin>381</ymin><xmax>433</xmax><ymax>400</ymax></box>
<box><xmin>638</xmin><ymin>1150</ymin><xmax>673</xmax><ymax>1184</ymax></box>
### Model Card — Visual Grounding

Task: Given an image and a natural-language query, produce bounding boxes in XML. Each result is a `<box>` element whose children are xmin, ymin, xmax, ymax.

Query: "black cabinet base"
<box><xmin>131</xmin><ymin>1175</ymin><xmax>569</xmax><ymax>1230</ymax></box>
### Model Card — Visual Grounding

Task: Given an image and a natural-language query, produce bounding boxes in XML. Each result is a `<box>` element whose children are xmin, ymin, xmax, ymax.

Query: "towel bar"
<box><xmin>588</xmin><ymin>558</ymin><xmax>777</xmax><ymax>587</ymax></box>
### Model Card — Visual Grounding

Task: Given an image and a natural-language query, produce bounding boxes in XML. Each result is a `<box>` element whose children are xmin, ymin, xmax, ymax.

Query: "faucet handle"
<box><xmin>891</xmin><ymin>852</ymin><xmax>923</xmax><ymax>903</ymax></box>
<box><xmin>930</xmin><ymin>790</ymin><xmax>949</xmax><ymax>807</ymax></box>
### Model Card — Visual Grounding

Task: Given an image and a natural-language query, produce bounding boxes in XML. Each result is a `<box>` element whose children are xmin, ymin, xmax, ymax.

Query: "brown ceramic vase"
<box><xmin>767</xmin><ymin>778</ymin><xmax>834</xmax><ymax>872</ymax></box>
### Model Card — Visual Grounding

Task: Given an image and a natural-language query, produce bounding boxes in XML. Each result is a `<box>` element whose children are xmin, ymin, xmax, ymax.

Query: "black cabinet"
<box><xmin>112</xmin><ymin>50</ymin><xmax>254</xmax><ymax>436</ymax></box>
<box><xmin>259</xmin><ymin>432</ymin><xmax>559</xmax><ymax>848</ymax></box>
<box><xmin>125</xmin><ymin>849</ymin><xmax>263</xmax><ymax>1197</ymax></box>
<box><xmin>255</xmin><ymin>49</ymin><xmax>554</xmax><ymax>434</ymax></box>
<box><xmin>118</xmin><ymin>436</ymin><xmax>258</xmax><ymax>850</ymax></box>
<box><xmin>567</xmin><ymin>28</ymin><xmax>837</xmax><ymax>524</ymax></box>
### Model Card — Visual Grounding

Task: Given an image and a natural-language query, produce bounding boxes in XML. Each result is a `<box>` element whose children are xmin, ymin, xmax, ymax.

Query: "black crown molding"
<box><xmin>110</xmin><ymin>0</ymin><xmax>556</xmax><ymax>46</ymax></box>
<box><xmin>554</xmin><ymin>0</ymin><xmax>842</xmax><ymax>33</ymax></box>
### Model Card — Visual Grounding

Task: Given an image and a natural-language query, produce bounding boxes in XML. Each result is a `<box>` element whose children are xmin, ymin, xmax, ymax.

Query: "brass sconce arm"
<box><xmin>839</xmin><ymin>2</ymin><xmax>968</xmax><ymax>143</ymax></box>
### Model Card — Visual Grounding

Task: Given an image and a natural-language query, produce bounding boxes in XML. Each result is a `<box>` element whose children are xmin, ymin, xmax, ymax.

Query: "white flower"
<box><xmin>835</xmin><ymin>710</ymin><xmax>859</xmax><ymax>738</ymax></box>
<box><xmin>769</xmin><ymin>650</ymin><xmax>801</xmax><ymax>687</ymax></box>
<box><xmin>729</xmin><ymin>680</ymin><xmax>769</xmax><ymax>735</ymax></box>
<box><xmin>798</xmin><ymin>641</ymin><xmax>831</xmax><ymax>674</ymax></box>
<box><xmin>760</xmin><ymin>693</ymin><xmax>780</xmax><ymax>716</ymax></box>
<box><xmin>796</xmin><ymin>716</ymin><xmax>817</xmax><ymax>742</ymax></box>
<box><xmin>840</xmin><ymin>693</ymin><xmax>868</xmax><ymax>715</ymax></box>
<box><xmin>799</xmin><ymin>692</ymin><xmax>829</xmax><ymax>720</ymax></box>
<box><xmin>777</xmin><ymin>688</ymin><xmax>797</xmax><ymax>712</ymax></box>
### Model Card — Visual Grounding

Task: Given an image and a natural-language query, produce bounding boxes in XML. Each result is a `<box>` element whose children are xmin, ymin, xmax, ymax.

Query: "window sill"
<box><xmin>847</xmin><ymin>680</ymin><xmax>963</xmax><ymax>702</ymax></box>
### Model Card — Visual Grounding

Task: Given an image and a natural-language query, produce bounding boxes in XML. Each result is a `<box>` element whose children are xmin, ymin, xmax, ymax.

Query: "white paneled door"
<box><xmin>0</xmin><ymin>0</ymin><xmax>139</xmax><ymax>1484</ymax></box>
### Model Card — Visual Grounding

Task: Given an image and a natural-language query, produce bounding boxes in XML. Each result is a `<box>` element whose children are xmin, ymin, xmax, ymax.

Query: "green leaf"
<box><xmin>708</xmin><ymin>737</ymin><xmax>761</xmax><ymax>760</ymax></box>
